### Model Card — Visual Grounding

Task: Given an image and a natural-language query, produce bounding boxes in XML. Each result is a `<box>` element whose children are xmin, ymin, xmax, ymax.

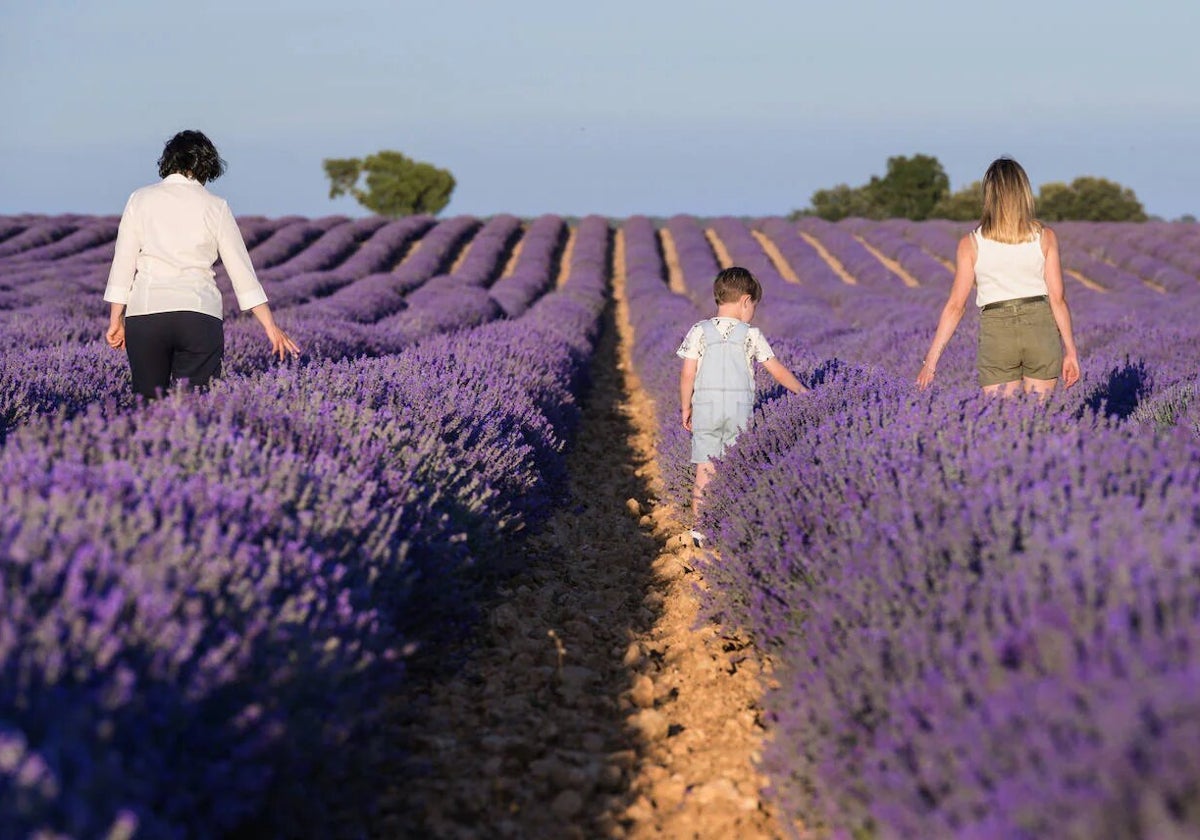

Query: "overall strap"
<box><xmin>699</xmin><ymin>319</ymin><xmax>723</xmax><ymax>344</ymax></box>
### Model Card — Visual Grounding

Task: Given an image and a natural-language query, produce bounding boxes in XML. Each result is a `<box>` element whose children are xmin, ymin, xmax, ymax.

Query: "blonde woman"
<box><xmin>917</xmin><ymin>157</ymin><xmax>1080</xmax><ymax>396</ymax></box>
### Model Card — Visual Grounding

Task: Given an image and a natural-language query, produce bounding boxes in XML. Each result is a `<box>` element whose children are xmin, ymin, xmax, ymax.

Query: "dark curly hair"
<box><xmin>157</xmin><ymin>130</ymin><xmax>226</xmax><ymax>184</ymax></box>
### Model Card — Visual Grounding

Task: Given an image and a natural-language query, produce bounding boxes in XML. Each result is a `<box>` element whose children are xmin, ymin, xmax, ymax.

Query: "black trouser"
<box><xmin>124</xmin><ymin>311</ymin><xmax>224</xmax><ymax>399</ymax></box>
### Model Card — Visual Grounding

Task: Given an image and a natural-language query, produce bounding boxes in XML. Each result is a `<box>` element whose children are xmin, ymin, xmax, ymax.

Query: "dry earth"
<box><xmin>796</xmin><ymin>232</ymin><xmax>856</xmax><ymax>286</ymax></box>
<box><xmin>751</xmin><ymin>231</ymin><xmax>804</xmax><ymax>285</ymax></box>
<box><xmin>358</xmin><ymin>239</ymin><xmax>783</xmax><ymax>838</ymax></box>
<box><xmin>850</xmin><ymin>234</ymin><xmax>920</xmax><ymax>288</ymax></box>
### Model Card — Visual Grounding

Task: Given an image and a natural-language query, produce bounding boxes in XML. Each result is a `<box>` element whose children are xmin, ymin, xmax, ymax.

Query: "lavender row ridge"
<box><xmin>0</xmin><ymin>214</ymin><xmax>610</xmax><ymax>837</ymax></box>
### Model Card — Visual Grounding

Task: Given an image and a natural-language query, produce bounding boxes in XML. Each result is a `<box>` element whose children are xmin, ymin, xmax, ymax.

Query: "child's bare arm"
<box><xmin>762</xmin><ymin>358</ymin><xmax>808</xmax><ymax>394</ymax></box>
<box><xmin>679</xmin><ymin>357</ymin><xmax>698</xmax><ymax>430</ymax></box>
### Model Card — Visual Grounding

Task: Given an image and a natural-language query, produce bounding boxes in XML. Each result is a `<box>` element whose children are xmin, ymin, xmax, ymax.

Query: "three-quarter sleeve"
<box><xmin>103</xmin><ymin>194</ymin><xmax>141</xmax><ymax>305</ymax></box>
<box><xmin>216</xmin><ymin>201</ymin><xmax>269</xmax><ymax>311</ymax></box>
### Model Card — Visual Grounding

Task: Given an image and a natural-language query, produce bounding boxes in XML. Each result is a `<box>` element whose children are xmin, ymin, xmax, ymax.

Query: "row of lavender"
<box><xmin>0</xmin><ymin>213</ymin><xmax>567</xmax><ymax>438</ymax></box>
<box><xmin>623</xmin><ymin>215</ymin><xmax>1200</xmax><ymax>838</ymax></box>
<box><xmin>0</xmin><ymin>216</ymin><xmax>609</xmax><ymax>837</ymax></box>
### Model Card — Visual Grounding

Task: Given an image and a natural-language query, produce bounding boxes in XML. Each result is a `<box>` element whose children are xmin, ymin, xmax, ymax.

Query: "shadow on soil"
<box><xmin>331</xmin><ymin>300</ymin><xmax>667</xmax><ymax>838</ymax></box>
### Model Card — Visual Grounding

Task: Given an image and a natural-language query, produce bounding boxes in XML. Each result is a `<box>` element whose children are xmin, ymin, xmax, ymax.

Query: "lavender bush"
<box><xmin>621</xmin><ymin>216</ymin><xmax>1200</xmax><ymax>839</ymax></box>
<box><xmin>0</xmin><ymin>212</ymin><xmax>609</xmax><ymax>837</ymax></box>
<box><xmin>5</xmin><ymin>209</ymin><xmax>1200</xmax><ymax>838</ymax></box>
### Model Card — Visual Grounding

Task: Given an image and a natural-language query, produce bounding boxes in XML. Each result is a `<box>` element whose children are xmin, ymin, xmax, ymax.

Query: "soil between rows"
<box><xmin>356</xmin><ymin>281</ymin><xmax>781</xmax><ymax>837</ymax></box>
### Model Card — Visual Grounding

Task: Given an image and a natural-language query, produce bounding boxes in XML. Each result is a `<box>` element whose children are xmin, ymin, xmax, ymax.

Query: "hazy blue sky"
<box><xmin>2</xmin><ymin>0</ymin><xmax>1197</xmax><ymax>219</ymax></box>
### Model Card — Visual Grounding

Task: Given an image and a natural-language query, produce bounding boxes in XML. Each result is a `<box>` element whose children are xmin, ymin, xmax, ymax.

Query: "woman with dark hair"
<box><xmin>103</xmin><ymin>129</ymin><xmax>298</xmax><ymax>399</ymax></box>
<box><xmin>916</xmin><ymin>157</ymin><xmax>1080</xmax><ymax>397</ymax></box>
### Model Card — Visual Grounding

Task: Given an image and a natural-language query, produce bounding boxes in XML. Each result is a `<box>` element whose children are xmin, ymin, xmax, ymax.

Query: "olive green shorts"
<box><xmin>977</xmin><ymin>298</ymin><xmax>1063</xmax><ymax>387</ymax></box>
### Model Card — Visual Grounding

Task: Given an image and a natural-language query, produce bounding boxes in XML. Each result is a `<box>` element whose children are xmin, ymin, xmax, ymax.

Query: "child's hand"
<box><xmin>681</xmin><ymin>405</ymin><xmax>692</xmax><ymax>432</ymax></box>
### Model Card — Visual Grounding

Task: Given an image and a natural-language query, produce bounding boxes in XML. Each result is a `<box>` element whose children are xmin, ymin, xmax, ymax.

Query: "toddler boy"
<box><xmin>677</xmin><ymin>266</ymin><xmax>807</xmax><ymax>544</ymax></box>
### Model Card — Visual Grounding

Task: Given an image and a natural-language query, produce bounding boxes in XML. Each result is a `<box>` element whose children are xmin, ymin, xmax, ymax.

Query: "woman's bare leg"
<box><xmin>1023</xmin><ymin>376</ymin><xmax>1058</xmax><ymax>399</ymax></box>
<box><xmin>982</xmin><ymin>380</ymin><xmax>1023</xmax><ymax>397</ymax></box>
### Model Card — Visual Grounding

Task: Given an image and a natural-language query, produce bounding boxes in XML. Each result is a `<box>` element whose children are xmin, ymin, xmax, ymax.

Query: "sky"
<box><xmin>2</xmin><ymin>0</ymin><xmax>1198</xmax><ymax>220</ymax></box>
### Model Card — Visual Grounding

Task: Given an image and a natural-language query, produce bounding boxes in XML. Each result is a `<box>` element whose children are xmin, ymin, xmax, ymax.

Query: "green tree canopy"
<box><xmin>804</xmin><ymin>184</ymin><xmax>880</xmax><ymax>222</ymax></box>
<box><xmin>866</xmin><ymin>154</ymin><xmax>950</xmax><ymax>220</ymax></box>
<box><xmin>796</xmin><ymin>157</ymin><xmax>1150</xmax><ymax>223</ymax></box>
<box><xmin>323</xmin><ymin>150</ymin><xmax>455</xmax><ymax>216</ymax></box>
<box><xmin>1036</xmin><ymin>176</ymin><xmax>1147</xmax><ymax>222</ymax></box>
<box><xmin>794</xmin><ymin>154</ymin><xmax>950</xmax><ymax>221</ymax></box>
<box><xmin>930</xmin><ymin>180</ymin><xmax>984</xmax><ymax>221</ymax></box>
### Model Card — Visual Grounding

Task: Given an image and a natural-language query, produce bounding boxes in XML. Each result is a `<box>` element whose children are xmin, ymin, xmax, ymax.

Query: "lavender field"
<box><xmin>0</xmin><ymin>212</ymin><xmax>610</xmax><ymax>836</ymax></box>
<box><xmin>2</xmin><ymin>211</ymin><xmax>1200</xmax><ymax>838</ymax></box>
<box><xmin>621</xmin><ymin>215</ymin><xmax>1200</xmax><ymax>838</ymax></box>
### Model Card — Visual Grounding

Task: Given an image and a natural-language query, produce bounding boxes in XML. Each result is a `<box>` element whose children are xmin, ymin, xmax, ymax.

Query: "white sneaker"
<box><xmin>688</xmin><ymin>529</ymin><xmax>707</xmax><ymax>548</ymax></box>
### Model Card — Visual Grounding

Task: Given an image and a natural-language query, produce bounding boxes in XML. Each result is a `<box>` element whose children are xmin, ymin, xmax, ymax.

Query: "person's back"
<box><xmin>677</xmin><ymin>267</ymin><xmax>808</xmax><ymax>545</ymax></box>
<box><xmin>120</xmin><ymin>174</ymin><xmax>240</xmax><ymax>317</ymax></box>
<box><xmin>691</xmin><ymin>319</ymin><xmax>754</xmax><ymax>436</ymax></box>
<box><xmin>103</xmin><ymin>129</ymin><xmax>299</xmax><ymax>400</ymax></box>
<box><xmin>973</xmin><ymin>229</ymin><xmax>1047</xmax><ymax>308</ymax></box>
<box><xmin>916</xmin><ymin>156</ymin><xmax>1079</xmax><ymax>396</ymax></box>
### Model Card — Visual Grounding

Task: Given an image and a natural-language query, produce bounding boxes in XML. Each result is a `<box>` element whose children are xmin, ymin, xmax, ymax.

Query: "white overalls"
<box><xmin>690</xmin><ymin>320</ymin><xmax>755</xmax><ymax>463</ymax></box>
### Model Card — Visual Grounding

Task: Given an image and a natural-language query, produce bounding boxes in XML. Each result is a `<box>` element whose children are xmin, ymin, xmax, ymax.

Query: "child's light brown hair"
<box><xmin>713</xmin><ymin>266</ymin><xmax>762</xmax><ymax>304</ymax></box>
<box><xmin>980</xmin><ymin>157</ymin><xmax>1041</xmax><ymax>244</ymax></box>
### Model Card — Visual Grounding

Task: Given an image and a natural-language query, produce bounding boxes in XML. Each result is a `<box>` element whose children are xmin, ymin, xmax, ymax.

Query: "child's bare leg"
<box><xmin>692</xmin><ymin>461</ymin><xmax>716</xmax><ymax>521</ymax></box>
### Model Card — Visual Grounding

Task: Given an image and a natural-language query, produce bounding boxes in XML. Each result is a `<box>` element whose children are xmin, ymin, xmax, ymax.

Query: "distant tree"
<box><xmin>865</xmin><ymin>154</ymin><xmax>950</xmax><ymax>221</ymax></box>
<box><xmin>1035</xmin><ymin>182</ymin><xmax>1077</xmax><ymax>221</ymax></box>
<box><xmin>795</xmin><ymin>183</ymin><xmax>880</xmax><ymax>222</ymax></box>
<box><xmin>795</xmin><ymin>157</ymin><xmax>1147</xmax><ymax>223</ymax></box>
<box><xmin>930</xmin><ymin>180</ymin><xmax>983</xmax><ymax>221</ymax></box>
<box><xmin>1178</xmin><ymin>213</ymin><xmax>1198</xmax><ymax>224</ymax></box>
<box><xmin>323</xmin><ymin>150</ymin><xmax>455</xmax><ymax>216</ymax></box>
<box><xmin>1036</xmin><ymin>177</ymin><xmax>1146</xmax><ymax>222</ymax></box>
<box><xmin>794</xmin><ymin>153</ymin><xmax>950</xmax><ymax>221</ymax></box>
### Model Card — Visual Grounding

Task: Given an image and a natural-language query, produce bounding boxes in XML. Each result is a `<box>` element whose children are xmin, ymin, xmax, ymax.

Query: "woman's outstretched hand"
<box><xmin>916</xmin><ymin>361</ymin><xmax>935</xmax><ymax>390</ymax></box>
<box><xmin>249</xmin><ymin>303</ymin><xmax>300</xmax><ymax>361</ymax></box>
<box><xmin>106</xmin><ymin>303</ymin><xmax>126</xmax><ymax>350</ymax></box>
<box><xmin>264</xmin><ymin>323</ymin><xmax>300</xmax><ymax>361</ymax></box>
<box><xmin>105</xmin><ymin>322</ymin><xmax>125</xmax><ymax>350</ymax></box>
<box><xmin>1062</xmin><ymin>353</ymin><xmax>1081</xmax><ymax>388</ymax></box>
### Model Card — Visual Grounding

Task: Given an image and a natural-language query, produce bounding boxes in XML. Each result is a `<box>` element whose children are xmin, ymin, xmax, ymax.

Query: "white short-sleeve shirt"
<box><xmin>103</xmin><ymin>173</ymin><xmax>269</xmax><ymax>320</ymax></box>
<box><xmin>676</xmin><ymin>317</ymin><xmax>775</xmax><ymax>372</ymax></box>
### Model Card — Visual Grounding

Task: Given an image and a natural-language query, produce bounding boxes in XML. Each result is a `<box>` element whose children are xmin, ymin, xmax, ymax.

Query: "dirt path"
<box><xmin>499</xmin><ymin>233</ymin><xmax>526</xmax><ymax>278</ymax></box>
<box><xmin>798</xmin><ymin>231</ymin><xmax>857</xmax><ymax>285</ymax></box>
<box><xmin>926</xmin><ymin>248</ymin><xmax>956</xmax><ymax>273</ymax></box>
<box><xmin>704</xmin><ymin>229</ymin><xmax>733</xmax><ymax>269</ymax></box>
<box><xmin>362</xmin><ymin>231</ymin><xmax>781</xmax><ymax>839</ymax></box>
<box><xmin>657</xmin><ymin>229</ymin><xmax>689</xmax><ymax>296</ymax></box>
<box><xmin>752</xmin><ymin>231</ymin><xmax>803</xmax><ymax>284</ymax></box>
<box><xmin>1094</xmin><ymin>253</ymin><xmax>1162</xmax><ymax>293</ymax></box>
<box><xmin>852</xmin><ymin>234</ymin><xmax>921</xmax><ymax>287</ymax></box>
<box><xmin>555</xmin><ymin>227</ymin><xmax>578</xmax><ymax>288</ymax></box>
<box><xmin>1066</xmin><ymin>268</ymin><xmax>1107</xmax><ymax>292</ymax></box>
<box><xmin>448</xmin><ymin>233</ymin><xmax>475</xmax><ymax>274</ymax></box>
<box><xmin>611</xmin><ymin>229</ymin><xmax>779</xmax><ymax>838</ymax></box>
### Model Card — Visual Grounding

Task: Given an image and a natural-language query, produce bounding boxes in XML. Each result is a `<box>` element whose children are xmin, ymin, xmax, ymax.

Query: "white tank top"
<box><xmin>973</xmin><ymin>228</ymin><xmax>1047</xmax><ymax>307</ymax></box>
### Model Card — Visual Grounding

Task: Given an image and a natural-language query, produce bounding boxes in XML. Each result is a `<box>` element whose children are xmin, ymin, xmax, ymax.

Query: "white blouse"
<box><xmin>103</xmin><ymin>173</ymin><xmax>268</xmax><ymax>319</ymax></box>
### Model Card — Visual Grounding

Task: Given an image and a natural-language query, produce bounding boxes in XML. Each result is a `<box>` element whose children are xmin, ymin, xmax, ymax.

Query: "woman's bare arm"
<box><xmin>917</xmin><ymin>234</ymin><xmax>976</xmax><ymax>389</ymax></box>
